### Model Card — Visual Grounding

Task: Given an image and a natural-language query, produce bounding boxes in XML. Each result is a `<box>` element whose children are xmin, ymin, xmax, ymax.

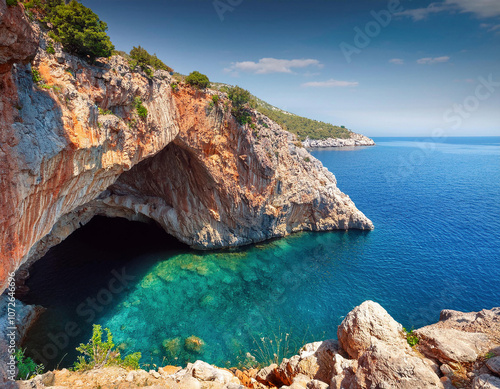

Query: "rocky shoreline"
<box><xmin>9</xmin><ymin>301</ymin><xmax>500</xmax><ymax>389</ymax></box>
<box><xmin>302</xmin><ymin>134</ymin><xmax>375</xmax><ymax>149</ymax></box>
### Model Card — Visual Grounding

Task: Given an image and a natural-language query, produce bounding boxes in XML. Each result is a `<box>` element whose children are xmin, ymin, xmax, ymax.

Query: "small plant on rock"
<box><xmin>403</xmin><ymin>327</ymin><xmax>419</xmax><ymax>347</ymax></box>
<box><xmin>74</xmin><ymin>324</ymin><xmax>141</xmax><ymax>371</ymax></box>
<box><xmin>15</xmin><ymin>349</ymin><xmax>44</xmax><ymax>380</ymax></box>
<box><xmin>134</xmin><ymin>97</ymin><xmax>148</xmax><ymax>120</ymax></box>
<box><xmin>32</xmin><ymin>68</ymin><xmax>42</xmax><ymax>83</ymax></box>
<box><xmin>98</xmin><ymin>107</ymin><xmax>113</xmax><ymax>115</ymax></box>
<box><xmin>74</xmin><ymin>324</ymin><xmax>114</xmax><ymax>370</ymax></box>
<box><xmin>484</xmin><ymin>351</ymin><xmax>495</xmax><ymax>359</ymax></box>
<box><xmin>46</xmin><ymin>41</ymin><xmax>56</xmax><ymax>55</ymax></box>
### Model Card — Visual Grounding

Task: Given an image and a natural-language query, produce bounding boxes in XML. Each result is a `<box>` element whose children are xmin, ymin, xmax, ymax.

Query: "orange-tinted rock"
<box><xmin>159</xmin><ymin>365</ymin><xmax>182</xmax><ymax>376</ymax></box>
<box><xmin>0</xmin><ymin>0</ymin><xmax>39</xmax><ymax>73</ymax></box>
<box><xmin>0</xmin><ymin>12</ymin><xmax>373</xmax><ymax>294</ymax></box>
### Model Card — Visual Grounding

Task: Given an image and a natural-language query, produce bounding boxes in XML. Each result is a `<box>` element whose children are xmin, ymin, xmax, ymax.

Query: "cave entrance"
<box><xmin>18</xmin><ymin>216</ymin><xmax>190</xmax><ymax>369</ymax></box>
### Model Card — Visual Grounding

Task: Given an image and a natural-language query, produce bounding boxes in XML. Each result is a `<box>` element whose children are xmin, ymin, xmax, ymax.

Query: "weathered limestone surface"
<box><xmin>104</xmin><ymin>89</ymin><xmax>373</xmax><ymax>249</ymax></box>
<box><xmin>0</xmin><ymin>0</ymin><xmax>39</xmax><ymax>73</ymax></box>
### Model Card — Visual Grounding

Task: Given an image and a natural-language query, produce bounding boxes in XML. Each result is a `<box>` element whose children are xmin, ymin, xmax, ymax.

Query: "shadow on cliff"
<box><xmin>18</xmin><ymin>216</ymin><xmax>189</xmax><ymax>369</ymax></box>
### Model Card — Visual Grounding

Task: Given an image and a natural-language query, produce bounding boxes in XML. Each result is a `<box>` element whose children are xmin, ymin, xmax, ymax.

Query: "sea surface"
<box><xmin>22</xmin><ymin>137</ymin><xmax>500</xmax><ymax>370</ymax></box>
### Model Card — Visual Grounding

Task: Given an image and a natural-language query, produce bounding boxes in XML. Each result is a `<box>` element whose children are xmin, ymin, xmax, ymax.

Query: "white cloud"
<box><xmin>446</xmin><ymin>0</ymin><xmax>500</xmax><ymax>18</ymax></box>
<box><xmin>224</xmin><ymin>58</ymin><xmax>322</xmax><ymax>75</ymax></box>
<box><xmin>417</xmin><ymin>56</ymin><xmax>450</xmax><ymax>64</ymax></box>
<box><xmin>389</xmin><ymin>58</ymin><xmax>405</xmax><ymax>65</ymax></box>
<box><xmin>480</xmin><ymin>23</ymin><xmax>500</xmax><ymax>31</ymax></box>
<box><xmin>302</xmin><ymin>79</ymin><xmax>359</xmax><ymax>88</ymax></box>
<box><xmin>395</xmin><ymin>3</ymin><xmax>449</xmax><ymax>21</ymax></box>
<box><xmin>397</xmin><ymin>0</ymin><xmax>500</xmax><ymax>21</ymax></box>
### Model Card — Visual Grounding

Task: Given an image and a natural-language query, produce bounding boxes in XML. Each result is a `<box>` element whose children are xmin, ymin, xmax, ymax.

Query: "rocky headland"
<box><xmin>12</xmin><ymin>301</ymin><xmax>500</xmax><ymax>389</ymax></box>
<box><xmin>302</xmin><ymin>134</ymin><xmax>375</xmax><ymax>149</ymax></box>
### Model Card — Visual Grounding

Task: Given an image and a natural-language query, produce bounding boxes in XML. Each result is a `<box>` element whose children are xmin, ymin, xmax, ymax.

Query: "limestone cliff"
<box><xmin>0</xmin><ymin>1</ymin><xmax>373</xmax><ymax>292</ymax></box>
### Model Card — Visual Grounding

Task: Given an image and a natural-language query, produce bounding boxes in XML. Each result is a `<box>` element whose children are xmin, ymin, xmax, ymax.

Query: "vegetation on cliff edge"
<box><xmin>211</xmin><ymin>82</ymin><xmax>352</xmax><ymax>140</ymax></box>
<box><xmin>74</xmin><ymin>324</ymin><xmax>141</xmax><ymax>371</ymax></box>
<box><xmin>185</xmin><ymin>71</ymin><xmax>210</xmax><ymax>89</ymax></box>
<box><xmin>128</xmin><ymin>45</ymin><xmax>173</xmax><ymax>76</ymax></box>
<box><xmin>47</xmin><ymin>1</ymin><xmax>114</xmax><ymax>61</ymax></box>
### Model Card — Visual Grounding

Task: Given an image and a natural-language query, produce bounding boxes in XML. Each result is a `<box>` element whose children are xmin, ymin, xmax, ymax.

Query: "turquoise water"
<box><xmin>22</xmin><ymin>137</ymin><xmax>500</xmax><ymax>370</ymax></box>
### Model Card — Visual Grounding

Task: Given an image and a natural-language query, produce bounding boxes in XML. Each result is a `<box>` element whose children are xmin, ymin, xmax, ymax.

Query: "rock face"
<box><xmin>103</xmin><ymin>88</ymin><xmax>373</xmax><ymax>249</ymax></box>
<box><xmin>0</xmin><ymin>2</ymin><xmax>373</xmax><ymax>292</ymax></box>
<box><xmin>302</xmin><ymin>133</ymin><xmax>375</xmax><ymax>149</ymax></box>
<box><xmin>0</xmin><ymin>0</ymin><xmax>39</xmax><ymax>73</ymax></box>
<box><xmin>0</xmin><ymin>34</ymin><xmax>179</xmax><ymax>292</ymax></box>
<box><xmin>416</xmin><ymin>308</ymin><xmax>500</xmax><ymax>365</ymax></box>
<box><xmin>335</xmin><ymin>301</ymin><xmax>443</xmax><ymax>389</ymax></box>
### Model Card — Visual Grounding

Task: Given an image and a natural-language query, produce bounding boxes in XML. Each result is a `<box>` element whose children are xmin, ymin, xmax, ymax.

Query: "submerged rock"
<box><xmin>184</xmin><ymin>336</ymin><xmax>205</xmax><ymax>354</ymax></box>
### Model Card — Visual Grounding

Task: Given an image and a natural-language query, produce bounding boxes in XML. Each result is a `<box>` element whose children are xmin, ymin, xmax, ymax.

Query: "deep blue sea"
<box><xmin>22</xmin><ymin>137</ymin><xmax>500</xmax><ymax>370</ymax></box>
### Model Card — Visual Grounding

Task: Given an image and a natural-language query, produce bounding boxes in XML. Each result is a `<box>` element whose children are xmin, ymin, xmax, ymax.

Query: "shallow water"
<box><xmin>22</xmin><ymin>137</ymin><xmax>500</xmax><ymax>369</ymax></box>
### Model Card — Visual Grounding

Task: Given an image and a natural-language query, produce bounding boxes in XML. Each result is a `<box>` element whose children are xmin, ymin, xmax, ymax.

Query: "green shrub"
<box><xmin>74</xmin><ymin>324</ymin><xmax>142</xmax><ymax>371</ymax></box>
<box><xmin>484</xmin><ymin>351</ymin><xmax>496</xmax><ymax>359</ymax></box>
<box><xmin>228</xmin><ymin>86</ymin><xmax>250</xmax><ymax>107</ymax></box>
<box><xmin>15</xmin><ymin>349</ymin><xmax>44</xmax><ymax>380</ymax></box>
<box><xmin>171</xmin><ymin>83</ymin><xmax>178</xmax><ymax>92</ymax></box>
<box><xmin>143</xmin><ymin>66</ymin><xmax>153</xmax><ymax>78</ymax></box>
<box><xmin>121</xmin><ymin>352</ymin><xmax>141</xmax><ymax>369</ymax></box>
<box><xmin>98</xmin><ymin>107</ymin><xmax>113</xmax><ymax>115</ymax></box>
<box><xmin>134</xmin><ymin>97</ymin><xmax>148</xmax><ymax>119</ymax></box>
<box><xmin>6</xmin><ymin>0</ymin><xmax>18</xmax><ymax>6</ymax></box>
<box><xmin>32</xmin><ymin>68</ymin><xmax>42</xmax><ymax>83</ymax></box>
<box><xmin>46</xmin><ymin>41</ymin><xmax>55</xmax><ymax>55</ymax></box>
<box><xmin>404</xmin><ymin>328</ymin><xmax>419</xmax><ymax>347</ymax></box>
<box><xmin>303</xmin><ymin>157</ymin><xmax>311</xmax><ymax>163</ymax></box>
<box><xmin>24</xmin><ymin>0</ymin><xmax>42</xmax><ymax>10</ymax></box>
<box><xmin>47</xmin><ymin>0</ymin><xmax>114</xmax><ymax>62</ymax></box>
<box><xmin>212</xmin><ymin>94</ymin><xmax>219</xmax><ymax>105</ymax></box>
<box><xmin>129</xmin><ymin>46</ymin><xmax>172</xmax><ymax>75</ymax></box>
<box><xmin>74</xmin><ymin>324</ymin><xmax>114</xmax><ymax>371</ymax></box>
<box><xmin>185</xmin><ymin>71</ymin><xmax>210</xmax><ymax>89</ymax></box>
<box><xmin>227</xmin><ymin>86</ymin><xmax>252</xmax><ymax>125</ymax></box>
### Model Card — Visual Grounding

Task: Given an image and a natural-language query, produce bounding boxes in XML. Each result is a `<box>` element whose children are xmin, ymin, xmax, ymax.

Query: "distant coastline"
<box><xmin>303</xmin><ymin>132</ymin><xmax>375</xmax><ymax>148</ymax></box>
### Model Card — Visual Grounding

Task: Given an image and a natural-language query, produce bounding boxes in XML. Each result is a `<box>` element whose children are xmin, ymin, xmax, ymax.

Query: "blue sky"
<box><xmin>82</xmin><ymin>0</ymin><xmax>500</xmax><ymax>137</ymax></box>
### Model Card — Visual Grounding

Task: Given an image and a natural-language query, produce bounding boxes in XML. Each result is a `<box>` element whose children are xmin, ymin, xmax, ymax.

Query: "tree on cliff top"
<box><xmin>228</xmin><ymin>86</ymin><xmax>252</xmax><ymax>125</ymax></box>
<box><xmin>185</xmin><ymin>71</ymin><xmax>210</xmax><ymax>89</ymax></box>
<box><xmin>47</xmin><ymin>0</ymin><xmax>114</xmax><ymax>62</ymax></box>
<box><xmin>129</xmin><ymin>46</ymin><xmax>173</xmax><ymax>72</ymax></box>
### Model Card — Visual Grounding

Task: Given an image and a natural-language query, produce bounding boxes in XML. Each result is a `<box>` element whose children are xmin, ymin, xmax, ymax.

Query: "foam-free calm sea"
<box><xmin>23</xmin><ymin>137</ymin><xmax>500</xmax><ymax>369</ymax></box>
